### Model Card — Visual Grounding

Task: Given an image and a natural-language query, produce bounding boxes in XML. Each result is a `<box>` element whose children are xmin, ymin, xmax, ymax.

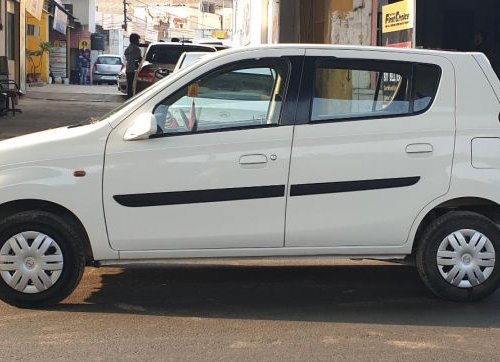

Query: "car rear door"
<box><xmin>285</xmin><ymin>49</ymin><xmax>455</xmax><ymax>248</ymax></box>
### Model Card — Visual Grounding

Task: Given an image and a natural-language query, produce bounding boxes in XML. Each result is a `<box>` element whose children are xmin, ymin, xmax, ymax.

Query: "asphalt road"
<box><xmin>0</xmin><ymin>260</ymin><xmax>499</xmax><ymax>361</ymax></box>
<box><xmin>1</xmin><ymin>98</ymin><xmax>500</xmax><ymax>360</ymax></box>
<box><xmin>0</xmin><ymin>98</ymin><xmax>122</xmax><ymax>141</ymax></box>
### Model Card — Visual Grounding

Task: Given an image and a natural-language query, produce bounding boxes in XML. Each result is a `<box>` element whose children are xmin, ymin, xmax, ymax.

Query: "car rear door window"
<box><xmin>311</xmin><ymin>60</ymin><xmax>411</xmax><ymax>122</ymax></box>
<box><xmin>309</xmin><ymin>60</ymin><xmax>442</xmax><ymax>123</ymax></box>
<box><xmin>153</xmin><ymin>59</ymin><xmax>290</xmax><ymax>135</ymax></box>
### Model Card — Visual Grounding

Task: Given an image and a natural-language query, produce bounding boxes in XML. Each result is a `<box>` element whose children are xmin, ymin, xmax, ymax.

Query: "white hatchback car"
<box><xmin>1</xmin><ymin>45</ymin><xmax>500</xmax><ymax>307</ymax></box>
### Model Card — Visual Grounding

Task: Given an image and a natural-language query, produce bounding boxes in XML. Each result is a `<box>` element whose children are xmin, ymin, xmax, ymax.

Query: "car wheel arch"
<box><xmin>411</xmin><ymin>196</ymin><xmax>500</xmax><ymax>255</ymax></box>
<box><xmin>0</xmin><ymin>199</ymin><xmax>94</xmax><ymax>264</ymax></box>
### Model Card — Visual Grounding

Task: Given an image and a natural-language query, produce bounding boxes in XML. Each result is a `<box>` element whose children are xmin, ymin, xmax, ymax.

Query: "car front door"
<box><xmin>285</xmin><ymin>49</ymin><xmax>455</xmax><ymax>248</ymax></box>
<box><xmin>103</xmin><ymin>56</ymin><xmax>302</xmax><ymax>251</ymax></box>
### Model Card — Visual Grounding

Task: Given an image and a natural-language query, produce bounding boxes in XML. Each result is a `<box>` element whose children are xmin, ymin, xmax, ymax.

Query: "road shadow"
<box><xmin>57</xmin><ymin>263</ymin><xmax>500</xmax><ymax>327</ymax></box>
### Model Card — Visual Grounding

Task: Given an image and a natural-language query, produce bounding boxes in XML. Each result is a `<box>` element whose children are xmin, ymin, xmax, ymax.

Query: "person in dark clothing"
<box><xmin>473</xmin><ymin>30</ymin><xmax>488</xmax><ymax>54</ymax></box>
<box><xmin>124</xmin><ymin>33</ymin><xmax>142</xmax><ymax>98</ymax></box>
<box><xmin>78</xmin><ymin>50</ymin><xmax>90</xmax><ymax>85</ymax></box>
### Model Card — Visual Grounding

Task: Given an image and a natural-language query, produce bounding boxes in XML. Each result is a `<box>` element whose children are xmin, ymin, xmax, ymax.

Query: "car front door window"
<box><xmin>153</xmin><ymin>61</ymin><xmax>289</xmax><ymax>135</ymax></box>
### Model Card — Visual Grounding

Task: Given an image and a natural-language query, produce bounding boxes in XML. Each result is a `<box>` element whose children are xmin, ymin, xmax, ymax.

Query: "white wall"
<box><xmin>108</xmin><ymin>28</ymin><xmax>123</xmax><ymax>55</ymax></box>
<box><xmin>330</xmin><ymin>0</ymin><xmax>372</xmax><ymax>46</ymax></box>
<box><xmin>0</xmin><ymin>0</ymin><xmax>5</xmax><ymax>56</ymax></box>
<box><xmin>233</xmin><ymin>0</ymin><xmax>267</xmax><ymax>46</ymax></box>
<box><xmin>62</xmin><ymin>0</ymin><xmax>95</xmax><ymax>33</ymax></box>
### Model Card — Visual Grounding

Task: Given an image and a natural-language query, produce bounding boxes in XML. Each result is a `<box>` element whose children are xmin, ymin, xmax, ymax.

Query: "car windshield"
<box><xmin>145</xmin><ymin>45</ymin><xmax>215</xmax><ymax>64</ymax></box>
<box><xmin>97</xmin><ymin>57</ymin><xmax>122</xmax><ymax>65</ymax></box>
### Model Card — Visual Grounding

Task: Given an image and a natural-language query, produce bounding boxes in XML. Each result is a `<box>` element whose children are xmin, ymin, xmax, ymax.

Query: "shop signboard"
<box><xmin>382</xmin><ymin>0</ymin><xmax>414</xmax><ymax>34</ymax></box>
<box><xmin>26</xmin><ymin>0</ymin><xmax>44</xmax><ymax>21</ymax></box>
<box><xmin>382</xmin><ymin>0</ymin><xmax>415</xmax><ymax>48</ymax></box>
<box><xmin>53</xmin><ymin>7</ymin><xmax>67</xmax><ymax>34</ymax></box>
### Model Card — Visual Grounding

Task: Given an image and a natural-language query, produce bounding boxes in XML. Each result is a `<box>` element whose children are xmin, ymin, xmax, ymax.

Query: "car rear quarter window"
<box><xmin>412</xmin><ymin>64</ymin><xmax>441</xmax><ymax>113</ymax></box>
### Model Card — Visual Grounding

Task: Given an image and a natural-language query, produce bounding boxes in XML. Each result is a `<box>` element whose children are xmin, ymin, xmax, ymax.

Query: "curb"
<box><xmin>26</xmin><ymin>92</ymin><xmax>125</xmax><ymax>103</ymax></box>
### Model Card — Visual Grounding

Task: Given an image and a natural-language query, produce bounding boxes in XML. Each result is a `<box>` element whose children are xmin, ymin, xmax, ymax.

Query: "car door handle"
<box><xmin>239</xmin><ymin>154</ymin><xmax>268</xmax><ymax>165</ymax></box>
<box><xmin>406</xmin><ymin>143</ymin><xmax>433</xmax><ymax>154</ymax></box>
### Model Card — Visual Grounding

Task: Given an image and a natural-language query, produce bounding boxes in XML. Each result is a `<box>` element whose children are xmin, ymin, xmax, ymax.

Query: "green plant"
<box><xmin>26</xmin><ymin>41</ymin><xmax>53</xmax><ymax>75</ymax></box>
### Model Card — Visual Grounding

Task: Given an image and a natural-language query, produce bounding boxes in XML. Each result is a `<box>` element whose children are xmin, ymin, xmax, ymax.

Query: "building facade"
<box><xmin>233</xmin><ymin>0</ymin><xmax>499</xmax><ymax>74</ymax></box>
<box><xmin>96</xmin><ymin>0</ymin><xmax>232</xmax><ymax>43</ymax></box>
<box><xmin>1</xmin><ymin>0</ymin><xmax>24</xmax><ymax>90</ymax></box>
<box><xmin>26</xmin><ymin>2</ymin><xmax>49</xmax><ymax>83</ymax></box>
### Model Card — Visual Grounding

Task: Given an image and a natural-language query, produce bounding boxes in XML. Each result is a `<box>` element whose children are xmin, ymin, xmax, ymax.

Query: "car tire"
<box><xmin>416</xmin><ymin>211</ymin><xmax>500</xmax><ymax>301</ymax></box>
<box><xmin>0</xmin><ymin>211</ymin><xmax>85</xmax><ymax>308</ymax></box>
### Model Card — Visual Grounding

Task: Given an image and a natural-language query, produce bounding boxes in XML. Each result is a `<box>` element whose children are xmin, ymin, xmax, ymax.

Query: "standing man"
<box><xmin>78</xmin><ymin>50</ymin><xmax>90</xmax><ymax>85</ymax></box>
<box><xmin>124</xmin><ymin>33</ymin><xmax>142</xmax><ymax>98</ymax></box>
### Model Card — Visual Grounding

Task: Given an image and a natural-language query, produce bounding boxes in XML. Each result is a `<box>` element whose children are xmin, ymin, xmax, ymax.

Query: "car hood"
<box><xmin>0</xmin><ymin>121</ymin><xmax>112</xmax><ymax>169</ymax></box>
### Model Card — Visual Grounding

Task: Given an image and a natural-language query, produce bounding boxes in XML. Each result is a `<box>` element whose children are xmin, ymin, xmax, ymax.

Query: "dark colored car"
<box><xmin>133</xmin><ymin>43</ymin><xmax>217</xmax><ymax>94</ymax></box>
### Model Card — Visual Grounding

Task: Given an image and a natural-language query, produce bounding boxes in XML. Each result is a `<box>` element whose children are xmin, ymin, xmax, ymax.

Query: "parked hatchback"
<box><xmin>117</xmin><ymin>69</ymin><xmax>127</xmax><ymax>94</ymax></box>
<box><xmin>133</xmin><ymin>42</ymin><xmax>216</xmax><ymax>94</ymax></box>
<box><xmin>1</xmin><ymin>45</ymin><xmax>500</xmax><ymax>308</ymax></box>
<box><xmin>92</xmin><ymin>54</ymin><xmax>124</xmax><ymax>85</ymax></box>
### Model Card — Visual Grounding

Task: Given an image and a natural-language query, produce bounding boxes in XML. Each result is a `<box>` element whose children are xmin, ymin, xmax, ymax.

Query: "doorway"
<box><xmin>415</xmin><ymin>0</ymin><xmax>500</xmax><ymax>75</ymax></box>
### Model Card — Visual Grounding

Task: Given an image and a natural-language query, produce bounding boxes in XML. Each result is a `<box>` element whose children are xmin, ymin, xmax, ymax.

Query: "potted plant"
<box><xmin>26</xmin><ymin>41</ymin><xmax>53</xmax><ymax>83</ymax></box>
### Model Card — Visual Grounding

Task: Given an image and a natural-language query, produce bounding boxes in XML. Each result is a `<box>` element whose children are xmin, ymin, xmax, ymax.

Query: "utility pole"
<box><xmin>221</xmin><ymin>0</ymin><xmax>224</xmax><ymax>30</ymax></box>
<box><xmin>123</xmin><ymin>0</ymin><xmax>128</xmax><ymax>31</ymax></box>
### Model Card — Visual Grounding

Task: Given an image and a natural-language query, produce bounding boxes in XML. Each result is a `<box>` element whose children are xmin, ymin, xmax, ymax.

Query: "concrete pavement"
<box><xmin>1</xmin><ymin>261</ymin><xmax>500</xmax><ymax>361</ymax></box>
<box><xmin>26</xmin><ymin>84</ymin><xmax>125</xmax><ymax>103</ymax></box>
<box><xmin>0</xmin><ymin>98</ymin><xmax>121</xmax><ymax>141</ymax></box>
<box><xmin>1</xmin><ymin>84</ymin><xmax>123</xmax><ymax>140</ymax></box>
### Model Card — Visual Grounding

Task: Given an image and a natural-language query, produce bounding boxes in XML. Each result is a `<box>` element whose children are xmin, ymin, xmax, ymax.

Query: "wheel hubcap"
<box><xmin>0</xmin><ymin>231</ymin><xmax>64</xmax><ymax>294</ymax></box>
<box><xmin>437</xmin><ymin>229</ymin><xmax>496</xmax><ymax>288</ymax></box>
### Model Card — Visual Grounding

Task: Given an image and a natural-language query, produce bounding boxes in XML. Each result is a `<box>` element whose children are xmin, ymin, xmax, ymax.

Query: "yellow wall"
<box><xmin>26</xmin><ymin>10</ymin><xmax>49</xmax><ymax>82</ymax></box>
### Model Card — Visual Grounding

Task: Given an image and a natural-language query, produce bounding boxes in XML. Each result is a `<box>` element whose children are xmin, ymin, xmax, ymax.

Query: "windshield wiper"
<box><xmin>67</xmin><ymin>117</ymin><xmax>100</xmax><ymax>128</ymax></box>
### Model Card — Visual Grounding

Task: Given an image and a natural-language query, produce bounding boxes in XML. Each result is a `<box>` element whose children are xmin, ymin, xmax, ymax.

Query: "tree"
<box><xmin>26</xmin><ymin>41</ymin><xmax>53</xmax><ymax>82</ymax></box>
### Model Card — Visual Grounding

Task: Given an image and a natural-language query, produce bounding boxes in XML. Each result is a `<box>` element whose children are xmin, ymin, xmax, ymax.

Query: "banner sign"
<box><xmin>382</xmin><ymin>0</ymin><xmax>414</xmax><ymax>34</ymax></box>
<box><xmin>53</xmin><ymin>7</ymin><xmax>68</xmax><ymax>34</ymax></box>
<box><xmin>386</xmin><ymin>41</ymin><xmax>412</xmax><ymax>49</ymax></box>
<box><xmin>26</xmin><ymin>0</ymin><xmax>44</xmax><ymax>20</ymax></box>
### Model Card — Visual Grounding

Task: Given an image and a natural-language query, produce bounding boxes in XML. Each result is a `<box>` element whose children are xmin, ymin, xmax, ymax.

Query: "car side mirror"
<box><xmin>124</xmin><ymin>113</ymin><xmax>157</xmax><ymax>141</ymax></box>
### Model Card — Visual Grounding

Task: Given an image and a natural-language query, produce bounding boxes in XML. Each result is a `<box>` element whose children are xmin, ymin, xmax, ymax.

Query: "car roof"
<box><xmin>182</xmin><ymin>51</ymin><xmax>213</xmax><ymax>57</ymax></box>
<box><xmin>218</xmin><ymin>43</ymin><xmax>476</xmax><ymax>59</ymax></box>
<box><xmin>146</xmin><ymin>42</ymin><xmax>217</xmax><ymax>50</ymax></box>
<box><xmin>97</xmin><ymin>54</ymin><xmax>123</xmax><ymax>58</ymax></box>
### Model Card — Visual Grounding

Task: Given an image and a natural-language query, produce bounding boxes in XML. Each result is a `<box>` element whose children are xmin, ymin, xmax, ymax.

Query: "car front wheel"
<box><xmin>0</xmin><ymin>211</ymin><xmax>85</xmax><ymax>308</ymax></box>
<box><xmin>416</xmin><ymin>211</ymin><xmax>500</xmax><ymax>301</ymax></box>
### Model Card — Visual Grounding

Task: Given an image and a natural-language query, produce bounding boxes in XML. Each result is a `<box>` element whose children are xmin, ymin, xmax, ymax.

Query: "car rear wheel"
<box><xmin>416</xmin><ymin>211</ymin><xmax>500</xmax><ymax>301</ymax></box>
<box><xmin>0</xmin><ymin>211</ymin><xmax>85</xmax><ymax>308</ymax></box>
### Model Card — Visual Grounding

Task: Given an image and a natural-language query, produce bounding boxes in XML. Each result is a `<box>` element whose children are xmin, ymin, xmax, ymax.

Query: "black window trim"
<box><xmin>150</xmin><ymin>56</ymin><xmax>304</xmax><ymax>139</ymax></box>
<box><xmin>150</xmin><ymin>123</ymin><xmax>281</xmax><ymax>139</ymax></box>
<box><xmin>296</xmin><ymin>57</ymin><xmax>442</xmax><ymax>126</ymax></box>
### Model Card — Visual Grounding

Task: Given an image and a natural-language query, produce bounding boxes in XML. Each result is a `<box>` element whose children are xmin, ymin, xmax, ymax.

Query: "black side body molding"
<box><xmin>290</xmin><ymin>177</ymin><xmax>421</xmax><ymax>197</ymax></box>
<box><xmin>114</xmin><ymin>185</ymin><xmax>286</xmax><ymax>207</ymax></box>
